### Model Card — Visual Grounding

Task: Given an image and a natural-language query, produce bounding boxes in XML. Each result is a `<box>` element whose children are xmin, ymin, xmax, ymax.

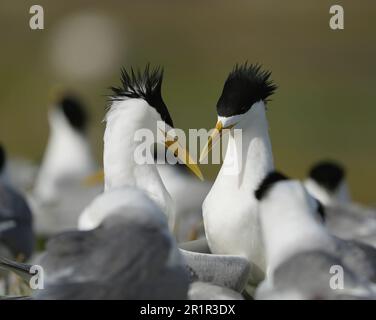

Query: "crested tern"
<box><xmin>255</xmin><ymin>171</ymin><xmax>376</xmax><ymax>300</ymax></box>
<box><xmin>199</xmin><ymin>63</ymin><xmax>277</xmax><ymax>295</ymax></box>
<box><xmin>28</xmin><ymin>94</ymin><xmax>102</xmax><ymax>236</ymax></box>
<box><xmin>78</xmin><ymin>65</ymin><xmax>203</xmax><ymax>232</ymax></box>
<box><xmin>305</xmin><ymin>161</ymin><xmax>376</xmax><ymax>244</ymax></box>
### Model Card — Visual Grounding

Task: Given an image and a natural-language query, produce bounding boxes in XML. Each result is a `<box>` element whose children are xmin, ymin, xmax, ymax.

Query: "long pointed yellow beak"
<box><xmin>163</xmin><ymin>129</ymin><xmax>204</xmax><ymax>181</ymax></box>
<box><xmin>199</xmin><ymin>121</ymin><xmax>224</xmax><ymax>163</ymax></box>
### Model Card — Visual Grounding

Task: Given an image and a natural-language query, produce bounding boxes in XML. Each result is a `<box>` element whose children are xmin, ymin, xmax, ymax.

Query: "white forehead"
<box><xmin>217</xmin><ymin>100</ymin><xmax>265</xmax><ymax>128</ymax></box>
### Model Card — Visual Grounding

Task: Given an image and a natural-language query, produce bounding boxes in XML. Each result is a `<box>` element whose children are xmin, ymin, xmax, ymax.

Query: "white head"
<box><xmin>104</xmin><ymin>65</ymin><xmax>202</xmax><ymax>190</ymax></box>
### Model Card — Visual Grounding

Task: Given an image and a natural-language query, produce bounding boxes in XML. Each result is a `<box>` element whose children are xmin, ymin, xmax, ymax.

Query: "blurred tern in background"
<box><xmin>28</xmin><ymin>94</ymin><xmax>102</xmax><ymax>236</ymax></box>
<box><xmin>0</xmin><ymin>144</ymin><xmax>34</xmax><ymax>294</ymax></box>
<box><xmin>255</xmin><ymin>172</ymin><xmax>376</xmax><ymax>300</ymax></box>
<box><xmin>199</xmin><ymin>63</ymin><xmax>277</xmax><ymax>296</ymax></box>
<box><xmin>305</xmin><ymin>161</ymin><xmax>376</xmax><ymax>245</ymax></box>
<box><xmin>0</xmin><ymin>145</ymin><xmax>34</xmax><ymax>261</ymax></box>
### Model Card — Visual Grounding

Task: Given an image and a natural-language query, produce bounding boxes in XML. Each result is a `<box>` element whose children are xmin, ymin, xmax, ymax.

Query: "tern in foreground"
<box><xmin>305</xmin><ymin>161</ymin><xmax>376</xmax><ymax>245</ymax></box>
<box><xmin>28</xmin><ymin>94</ymin><xmax>101</xmax><ymax>236</ymax></box>
<box><xmin>1</xmin><ymin>190</ymin><xmax>190</xmax><ymax>299</ymax></box>
<box><xmin>199</xmin><ymin>63</ymin><xmax>277</xmax><ymax>295</ymax></box>
<box><xmin>255</xmin><ymin>171</ymin><xmax>376</xmax><ymax>300</ymax></box>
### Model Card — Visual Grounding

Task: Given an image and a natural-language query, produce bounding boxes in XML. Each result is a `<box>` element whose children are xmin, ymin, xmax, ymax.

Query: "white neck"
<box><xmin>34</xmin><ymin>110</ymin><xmax>96</xmax><ymax>200</ymax></box>
<box><xmin>217</xmin><ymin>101</ymin><xmax>274</xmax><ymax>194</ymax></box>
<box><xmin>304</xmin><ymin>178</ymin><xmax>351</xmax><ymax>206</ymax></box>
<box><xmin>260</xmin><ymin>183</ymin><xmax>331</xmax><ymax>273</ymax></box>
<box><xmin>103</xmin><ymin>99</ymin><xmax>173</xmax><ymax>225</ymax></box>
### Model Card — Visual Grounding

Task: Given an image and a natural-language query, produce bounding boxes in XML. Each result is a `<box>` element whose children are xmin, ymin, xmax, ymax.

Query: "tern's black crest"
<box><xmin>110</xmin><ymin>64</ymin><xmax>173</xmax><ymax>128</ymax></box>
<box><xmin>309</xmin><ymin>161</ymin><xmax>345</xmax><ymax>193</ymax></box>
<box><xmin>59</xmin><ymin>95</ymin><xmax>88</xmax><ymax>133</ymax></box>
<box><xmin>255</xmin><ymin>171</ymin><xmax>289</xmax><ymax>201</ymax></box>
<box><xmin>0</xmin><ymin>144</ymin><xmax>5</xmax><ymax>173</ymax></box>
<box><xmin>217</xmin><ymin>63</ymin><xmax>277</xmax><ymax>117</ymax></box>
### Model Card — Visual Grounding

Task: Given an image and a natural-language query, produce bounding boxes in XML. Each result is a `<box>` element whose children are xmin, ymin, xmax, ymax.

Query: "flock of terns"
<box><xmin>0</xmin><ymin>63</ymin><xmax>375</xmax><ymax>300</ymax></box>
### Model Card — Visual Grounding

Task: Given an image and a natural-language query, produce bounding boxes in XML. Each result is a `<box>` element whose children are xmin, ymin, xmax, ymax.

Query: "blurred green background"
<box><xmin>0</xmin><ymin>1</ymin><xmax>375</xmax><ymax>203</ymax></box>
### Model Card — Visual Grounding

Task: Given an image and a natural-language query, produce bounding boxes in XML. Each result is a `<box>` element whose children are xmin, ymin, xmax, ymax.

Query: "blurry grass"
<box><xmin>0</xmin><ymin>0</ymin><xmax>375</xmax><ymax>203</ymax></box>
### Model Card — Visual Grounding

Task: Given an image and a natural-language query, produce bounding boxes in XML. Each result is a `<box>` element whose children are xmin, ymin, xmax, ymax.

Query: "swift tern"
<box><xmin>255</xmin><ymin>172</ymin><xmax>376</xmax><ymax>299</ymax></box>
<box><xmin>199</xmin><ymin>63</ymin><xmax>277</xmax><ymax>294</ymax></box>
<box><xmin>29</xmin><ymin>94</ymin><xmax>102</xmax><ymax>236</ymax></box>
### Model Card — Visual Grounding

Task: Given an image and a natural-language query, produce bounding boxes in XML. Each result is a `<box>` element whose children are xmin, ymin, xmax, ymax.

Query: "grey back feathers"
<box><xmin>110</xmin><ymin>64</ymin><xmax>174</xmax><ymax>128</ymax></box>
<box><xmin>217</xmin><ymin>63</ymin><xmax>277</xmax><ymax>117</ymax></box>
<box><xmin>33</xmin><ymin>213</ymin><xmax>189</xmax><ymax>300</ymax></box>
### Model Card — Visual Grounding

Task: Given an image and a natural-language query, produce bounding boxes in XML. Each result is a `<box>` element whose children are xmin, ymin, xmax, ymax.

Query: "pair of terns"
<box><xmin>1</xmin><ymin>64</ymin><xmax>253</xmax><ymax>299</ymax></box>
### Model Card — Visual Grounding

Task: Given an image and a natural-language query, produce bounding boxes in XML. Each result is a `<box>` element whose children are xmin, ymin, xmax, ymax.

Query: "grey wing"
<box><xmin>335</xmin><ymin>238</ymin><xmax>376</xmax><ymax>282</ymax></box>
<box><xmin>0</xmin><ymin>256</ymin><xmax>33</xmax><ymax>282</ymax></box>
<box><xmin>33</xmin><ymin>281</ymin><xmax>112</xmax><ymax>300</ymax></box>
<box><xmin>188</xmin><ymin>281</ymin><xmax>244</xmax><ymax>300</ymax></box>
<box><xmin>272</xmin><ymin>250</ymin><xmax>372</xmax><ymax>299</ymax></box>
<box><xmin>325</xmin><ymin>204</ymin><xmax>376</xmax><ymax>239</ymax></box>
<box><xmin>180</xmin><ymin>249</ymin><xmax>250</xmax><ymax>292</ymax></box>
<box><xmin>38</xmin><ymin>214</ymin><xmax>189</xmax><ymax>299</ymax></box>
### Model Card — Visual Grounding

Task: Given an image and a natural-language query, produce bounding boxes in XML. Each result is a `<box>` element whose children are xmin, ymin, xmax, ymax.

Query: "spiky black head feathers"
<box><xmin>217</xmin><ymin>63</ymin><xmax>277</xmax><ymax>117</ymax></box>
<box><xmin>110</xmin><ymin>64</ymin><xmax>173</xmax><ymax>128</ymax></box>
<box><xmin>309</xmin><ymin>161</ymin><xmax>345</xmax><ymax>193</ymax></box>
<box><xmin>59</xmin><ymin>95</ymin><xmax>88</xmax><ymax>133</ymax></box>
<box><xmin>0</xmin><ymin>144</ymin><xmax>5</xmax><ymax>173</ymax></box>
<box><xmin>255</xmin><ymin>171</ymin><xmax>289</xmax><ymax>201</ymax></box>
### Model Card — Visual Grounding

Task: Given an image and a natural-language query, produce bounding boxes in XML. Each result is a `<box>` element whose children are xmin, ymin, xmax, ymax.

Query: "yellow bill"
<box><xmin>199</xmin><ymin>121</ymin><xmax>235</xmax><ymax>162</ymax></box>
<box><xmin>162</xmin><ymin>129</ymin><xmax>204</xmax><ymax>181</ymax></box>
<box><xmin>199</xmin><ymin>121</ymin><xmax>223</xmax><ymax>163</ymax></box>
